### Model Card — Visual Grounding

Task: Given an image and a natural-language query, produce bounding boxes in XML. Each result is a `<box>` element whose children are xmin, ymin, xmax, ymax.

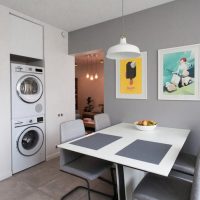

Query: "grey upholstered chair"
<box><xmin>133</xmin><ymin>153</ymin><xmax>200</xmax><ymax>200</ymax></box>
<box><xmin>94</xmin><ymin>113</ymin><xmax>111</xmax><ymax>131</ymax></box>
<box><xmin>172</xmin><ymin>152</ymin><xmax>196</xmax><ymax>179</ymax></box>
<box><xmin>60</xmin><ymin>119</ymin><xmax>116</xmax><ymax>200</ymax></box>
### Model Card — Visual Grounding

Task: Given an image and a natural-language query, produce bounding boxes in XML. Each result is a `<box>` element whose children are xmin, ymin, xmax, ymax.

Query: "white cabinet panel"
<box><xmin>0</xmin><ymin>5</ymin><xmax>12</xmax><ymax>181</ymax></box>
<box><xmin>44</xmin><ymin>25</ymin><xmax>75</xmax><ymax>160</ymax></box>
<box><xmin>10</xmin><ymin>14</ymin><xmax>43</xmax><ymax>59</ymax></box>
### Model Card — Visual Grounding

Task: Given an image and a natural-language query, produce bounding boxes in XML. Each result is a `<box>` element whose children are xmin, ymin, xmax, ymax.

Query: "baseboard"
<box><xmin>0</xmin><ymin>171</ymin><xmax>12</xmax><ymax>181</ymax></box>
<box><xmin>46</xmin><ymin>151</ymin><xmax>60</xmax><ymax>161</ymax></box>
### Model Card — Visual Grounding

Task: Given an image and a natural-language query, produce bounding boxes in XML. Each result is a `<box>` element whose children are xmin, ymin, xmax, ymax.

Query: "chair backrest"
<box><xmin>94</xmin><ymin>113</ymin><xmax>111</xmax><ymax>131</ymax></box>
<box><xmin>190</xmin><ymin>153</ymin><xmax>200</xmax><ymax>200</ymax></box>
<box><xmin>60</xmin><ymin>119</ymin><xmax>85</xmax><ymax>143</ymax></box>
<box><xmin>60</xmin><ymin>119</ymin><xmax>85</xmax><ymax>167</ymax></box>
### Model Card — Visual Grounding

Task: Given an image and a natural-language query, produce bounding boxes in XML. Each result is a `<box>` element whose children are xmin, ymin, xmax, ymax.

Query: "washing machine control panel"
<box><xmin>13</xmin><ymin>116</ymin><xmax>44</xmax><ymax>127</ymax></box>
<box><xmin>15</xmin><ymin>65</ymin><xmax>43</xmax><ymax>74</ymax></box>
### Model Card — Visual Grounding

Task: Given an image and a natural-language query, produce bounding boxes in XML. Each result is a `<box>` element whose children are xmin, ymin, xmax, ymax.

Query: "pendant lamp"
<box><xmin>86</xmin><ymin>55</ymin><xmax>90</xmax><ymax>79</ymax></box>
<box><xmin>90</xmin><ymin>75</ymin><xmax>94</xmax><ymax>81</ymax></box>
<box><xmin>106</xmin><ymin>0</ymin><xmax>140</xmax><ymax>60</ymax></box>
<box><xmin>95</xmin><ymin>73</ymin><xmax>98</xmax><ymax>79</ymax></box>
<box><xmin>94</xmin><ymin>54</ymin><xmax>98</xmax><ymax>79</ymax></box>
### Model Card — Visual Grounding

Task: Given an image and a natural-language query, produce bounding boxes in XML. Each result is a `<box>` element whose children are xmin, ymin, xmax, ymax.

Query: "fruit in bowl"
<box><xmin>134</xmin><ymin>120</ymin><xmax>157</xmax><ymax>131</ymax></box>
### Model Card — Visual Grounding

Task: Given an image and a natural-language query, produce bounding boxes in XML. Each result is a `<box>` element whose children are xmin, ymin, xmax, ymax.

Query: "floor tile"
<box><xmin>0</xmin><ymin>179</ymin><xmax>34</xmax><ymax>200</ymax></box>
<box><xmin>0</xmin><ymin>157</ymin><xmax>115</xmax><ymax>200</ymax></box>
<box><xmin>21</xmin><ymin>190</ymin><xmax>54</xmax><ymax>200</ymax></box>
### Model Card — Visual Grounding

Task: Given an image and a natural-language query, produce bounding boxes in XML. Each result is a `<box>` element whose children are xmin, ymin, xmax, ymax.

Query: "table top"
<box><xmin>58</xmin><ymin>123</ymin><xmax>190</xmax><ymax>176</ymax></box>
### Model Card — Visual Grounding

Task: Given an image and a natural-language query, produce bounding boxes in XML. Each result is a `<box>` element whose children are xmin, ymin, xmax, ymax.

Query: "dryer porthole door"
<box><xmin>17</xmin><ymin>126</ymin><xmax>44</xmax><ymax>156</ymax></box>
<box><xmin>16</xmin><ymin>75</ymin><xmax>43</xmax><ymax>103</ymax></box>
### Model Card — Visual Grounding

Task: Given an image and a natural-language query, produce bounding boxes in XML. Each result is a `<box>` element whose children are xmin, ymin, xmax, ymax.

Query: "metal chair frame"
<box><xmin>60</xmin><ymin>167</ymin><xmax>117</xmax><ymax>200</ymax></box>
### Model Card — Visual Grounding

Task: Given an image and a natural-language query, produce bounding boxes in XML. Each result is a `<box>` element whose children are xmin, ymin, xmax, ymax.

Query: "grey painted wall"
<box><xmin>69</xmin><ymin>0</ymin><xmax>200</xmax><ymax>155</ymax></box>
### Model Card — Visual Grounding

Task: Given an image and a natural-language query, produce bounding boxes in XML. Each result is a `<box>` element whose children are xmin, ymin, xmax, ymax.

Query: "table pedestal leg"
<box><xmin>116</xmin><ymin>165</ymin><xmax>146</xmax><ymax>200</ymax></box>
<box><xmin>116</xmin><ymin>164</ymin><xmax>126</xmax><ymax>200</ymax></box>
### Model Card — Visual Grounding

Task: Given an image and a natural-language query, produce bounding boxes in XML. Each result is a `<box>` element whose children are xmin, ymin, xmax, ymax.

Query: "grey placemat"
<box><xmin>116</xmin><ymin>139</ymin><xmax>172</xmax><ymax>164</ymax></box>
<box><xmin>70</xmin><ymin>133</ymin><xmax>122</xmax><ymax>150</ymax></box>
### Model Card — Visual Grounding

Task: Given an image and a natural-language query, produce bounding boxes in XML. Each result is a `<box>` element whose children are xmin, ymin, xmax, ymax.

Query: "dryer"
<box><xmin>12</xmin><ymin>116</ymin><xmax>45</xmax><ymax>174</ymax></box>
<box><xmin>11</xmin><ymin>63</ymin><xmax>45</xmax><ymax>119</ymax></box>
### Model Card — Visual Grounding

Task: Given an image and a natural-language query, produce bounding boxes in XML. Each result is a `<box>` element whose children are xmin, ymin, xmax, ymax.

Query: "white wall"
<box><xmin>69</xmin><ymin>0</ymin><xmax>200</xmax><ymax>155</ymax></box>
<box><xmin>0</xmin><ymin>5</ymin><xmax>75</xmax><ymax>180</ymax></box>
<box><xmin>44</xmin><ymin>24</ymin><xmax>75</xmax><ymax>160</ymax></box>
<box><xmin>0</xmin><ymin>5</ymin><xmax>12</xmax><ymax>180</ymax></box>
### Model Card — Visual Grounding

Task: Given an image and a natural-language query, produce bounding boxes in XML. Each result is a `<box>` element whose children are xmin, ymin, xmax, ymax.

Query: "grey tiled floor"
<box><xmin>0</xmin><ymin>158</ymin><xmax>114</xmax><ymax>200</ymax></box>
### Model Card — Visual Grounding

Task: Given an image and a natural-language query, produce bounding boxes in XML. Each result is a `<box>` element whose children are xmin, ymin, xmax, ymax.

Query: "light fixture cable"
<box><xmin>122</xmin><ymin>0</ymin><xmax>125</xmax><ymax>38</ymax></box>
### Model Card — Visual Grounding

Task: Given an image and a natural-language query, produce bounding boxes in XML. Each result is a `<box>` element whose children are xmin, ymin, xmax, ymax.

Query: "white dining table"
<box><xmin>58</xmin><ymin>123</ymin><xmax>190</xmax><ymax>200</ymax></box>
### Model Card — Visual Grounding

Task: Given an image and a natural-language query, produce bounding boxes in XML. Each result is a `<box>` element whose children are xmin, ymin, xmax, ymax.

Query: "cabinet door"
<box><xmin>10</xmin><ymin>14</ymin><xmax>43</xmax><ymax>59</ymax></box>
<box><xmin>45</xmin><ymin>25</ymin><xmax>75</xmax><ymax>160</ymax></box>
<box><xmin>0</xmin><ymin>5</ymin><xmax>11</xmax><ymax>181</ymax></box>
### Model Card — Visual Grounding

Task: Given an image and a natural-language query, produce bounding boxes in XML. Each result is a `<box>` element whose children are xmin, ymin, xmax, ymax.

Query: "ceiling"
<box><xmin>0</xmin><ymin>0</ymin><xmax>176</xmax><ymax>32</ymax></box>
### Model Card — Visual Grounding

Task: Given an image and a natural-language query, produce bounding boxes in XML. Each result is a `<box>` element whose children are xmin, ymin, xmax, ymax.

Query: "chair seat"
<box><xmin>173</xmin><ymin>152</ymin><xmax>196</xmax><ymax>175</ymax></box>
<box><xmin>61</xmin><ymin>155</ymin><xmax>111</xmax><ymax>180</ymax></box>
<box><xmin>134</xmin><ymin>173</ymin><xmax>191</xmax><ymax>200</ymax></box>
<box><xmin>169</xmin><ymin>170</ymin><xmax>193</xmax><ymax>183</ymax></box>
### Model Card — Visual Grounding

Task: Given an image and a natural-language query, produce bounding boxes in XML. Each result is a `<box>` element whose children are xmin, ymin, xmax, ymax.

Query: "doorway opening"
<box><xmin>75</xmin><ymin>50</ymin><xmax>104</xmax><ymax>133</ymax></box>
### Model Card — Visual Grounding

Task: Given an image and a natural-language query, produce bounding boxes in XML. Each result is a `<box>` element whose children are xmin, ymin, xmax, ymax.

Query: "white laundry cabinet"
<box><xmin>44</xmin><ymin>24</ymin><xmax>75</xmax><ymax>160</ymax></box>
<box><xmin>10</xmin><ymin>14</ymin><xmax>43</xmax><ymax>59</ymax></box>
<box><xmin>0</xmin><ymin>5</ymin><xmax>12</xmax><ymax>181</ymax></box>
<box><xmin>0</xmin><ymin>5</ymin><xmax>75</xmax><ymax>180</ymax></box>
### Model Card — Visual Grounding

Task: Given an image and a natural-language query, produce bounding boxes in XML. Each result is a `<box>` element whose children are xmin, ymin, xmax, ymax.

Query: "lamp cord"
<box><xmin>87</xmin><ymin>54</ymin><xmax>89</xmax><ymax>76</ymax></box>
<box><xmin>122</xmin><ymin>0</ymin><xmax>125</xmax><ymax>38</ymax></box>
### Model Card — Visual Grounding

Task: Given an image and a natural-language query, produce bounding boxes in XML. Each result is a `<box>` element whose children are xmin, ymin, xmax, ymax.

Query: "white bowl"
<box><xmin>135</xmin><ymin>123</ymin><xmax>157</xmax><ymax>131</ymax></box>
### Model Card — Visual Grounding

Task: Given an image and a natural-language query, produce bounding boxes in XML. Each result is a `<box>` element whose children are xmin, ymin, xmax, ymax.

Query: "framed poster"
<box><xmin>158</xmin><ymin>44</ymin><xmax>200</xmax><ymax>100</ymax></box>
<box><xmin>116</xmin><ymin>52</ymin><xmax>147</xmax><ymax>99</ymax></box>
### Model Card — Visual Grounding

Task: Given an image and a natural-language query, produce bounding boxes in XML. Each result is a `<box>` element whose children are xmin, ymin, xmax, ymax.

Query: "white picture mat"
<box><xmin>158</xmin><ymin>44</ymin><xmax>200</xmax><ymax>100</ymax></box>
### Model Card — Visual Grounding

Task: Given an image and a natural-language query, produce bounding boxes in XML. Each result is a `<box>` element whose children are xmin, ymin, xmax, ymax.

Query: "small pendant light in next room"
<box><xmin>86</xmin><ymin>54</ymin><xmax>90</xmax><ymax>79</ymax></box>
<box><xmin>106</xmin><ymin>0</ymin><xmax>140</xmax><ymax>60</ymax></box>
<box><xmin>94</xmin><ymin>54</ymin><xmax>98</xmax><ymax>79</ymax></box>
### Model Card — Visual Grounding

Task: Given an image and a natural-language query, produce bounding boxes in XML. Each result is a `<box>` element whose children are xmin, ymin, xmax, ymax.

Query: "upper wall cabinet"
<box><xmin>10</xmin><ymin>14</ymin><xmax>44</xmax><ymax>59</ymax></box>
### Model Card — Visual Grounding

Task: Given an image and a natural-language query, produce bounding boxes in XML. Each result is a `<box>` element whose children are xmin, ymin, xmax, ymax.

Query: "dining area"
<box><xmin>58</xmin><ymin>113</ymin><xmax>198</xmax><ymax>200</ymax></box>
<box><xmin>0</xmin><ymin>1</ymin><xmax>200</xmax><ymax>200</ymax></box>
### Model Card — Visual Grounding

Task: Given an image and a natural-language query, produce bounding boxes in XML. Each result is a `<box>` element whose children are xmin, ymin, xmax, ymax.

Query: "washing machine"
<box><xmin>11</xmin><ymin>63</ymin><xmax>45</xmax><ymax>119</ymax></box>
<box><xmin>12</xmin><ymin>116</ymin><xmax>45</xmax><ymax>174</ymax></box>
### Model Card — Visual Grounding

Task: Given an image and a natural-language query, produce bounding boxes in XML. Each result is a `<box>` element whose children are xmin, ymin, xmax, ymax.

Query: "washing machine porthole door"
<box><xmin>17</xmin><ymin>126</ymin><xmax>44</xmax><ymax>156</ymax></box>
<box><xmin>16</xmin><ymin>75</ymin><xmax>43</xmax><ymax>103</ymax></box>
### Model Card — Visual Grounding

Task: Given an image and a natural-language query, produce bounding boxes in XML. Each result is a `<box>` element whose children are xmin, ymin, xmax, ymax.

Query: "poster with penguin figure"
<box><xmin>158</xmin><ymin>44</ymin><xmax>200</xmax><ymax>100</ymax></box>
<box><xmin>116</xmin><ymin>52</ymin><xmax>147</xmax><ymax>99</ymax></box>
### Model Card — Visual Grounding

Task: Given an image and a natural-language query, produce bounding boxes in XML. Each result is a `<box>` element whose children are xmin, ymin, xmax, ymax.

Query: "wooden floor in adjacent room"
<box><xmin>0</xmin><ymin>158</ymin><xmax>114</xmax><ymax>200</ymax></box>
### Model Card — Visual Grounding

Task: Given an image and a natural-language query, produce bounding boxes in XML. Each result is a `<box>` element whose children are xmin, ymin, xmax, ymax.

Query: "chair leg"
<box><xmin>61</xmin><ymin>185</ymin><xmax>89</xmax><ymax>200</ymax></box>
<box><xmin>86</xmin><ymin>179</ymin><xmax>91</xmax><ymax>200</ymax></box>
<box><xmin>98</xmin><ymin>176</ymin><xmax>114</xmax><ymax>185</ymax></box>
<box><xmin>61</xmin><ymin>178</ymin><xmax>114</xmax><ymax>200</ymax></box>
<box><xmin>98</xmin><ymin>167</ymin><xmax>118</xmax><ymax>199</ymax></box>
<box><xmin>110</xmin><ymin>168</ymin><xmax>118</xmax><ymax>200</ymax></box>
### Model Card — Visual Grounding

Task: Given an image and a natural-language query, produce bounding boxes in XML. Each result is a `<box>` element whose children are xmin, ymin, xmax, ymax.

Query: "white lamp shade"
<box><xmin>106</xmin><ymin>37</ymin><xmax>140</xmax><ymax>60</ymax></box>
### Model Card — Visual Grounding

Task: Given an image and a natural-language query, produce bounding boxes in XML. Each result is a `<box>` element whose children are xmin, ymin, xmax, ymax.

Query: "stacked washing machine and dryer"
<box><xmin>11</xmin><ymin>63</ymin><xmax>45</xmax><ymax>174</ymax></box>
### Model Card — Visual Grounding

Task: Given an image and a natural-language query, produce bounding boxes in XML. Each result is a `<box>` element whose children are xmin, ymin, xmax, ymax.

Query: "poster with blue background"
<box><xmin>163</xmin><ymin>50</ymin><xmax>195</xmax><ymax>95</ymax></box>
<box><xmin>158</xmin><ymin>44</ymin><xmax>200</xmax><ymax>100</ymax></box>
